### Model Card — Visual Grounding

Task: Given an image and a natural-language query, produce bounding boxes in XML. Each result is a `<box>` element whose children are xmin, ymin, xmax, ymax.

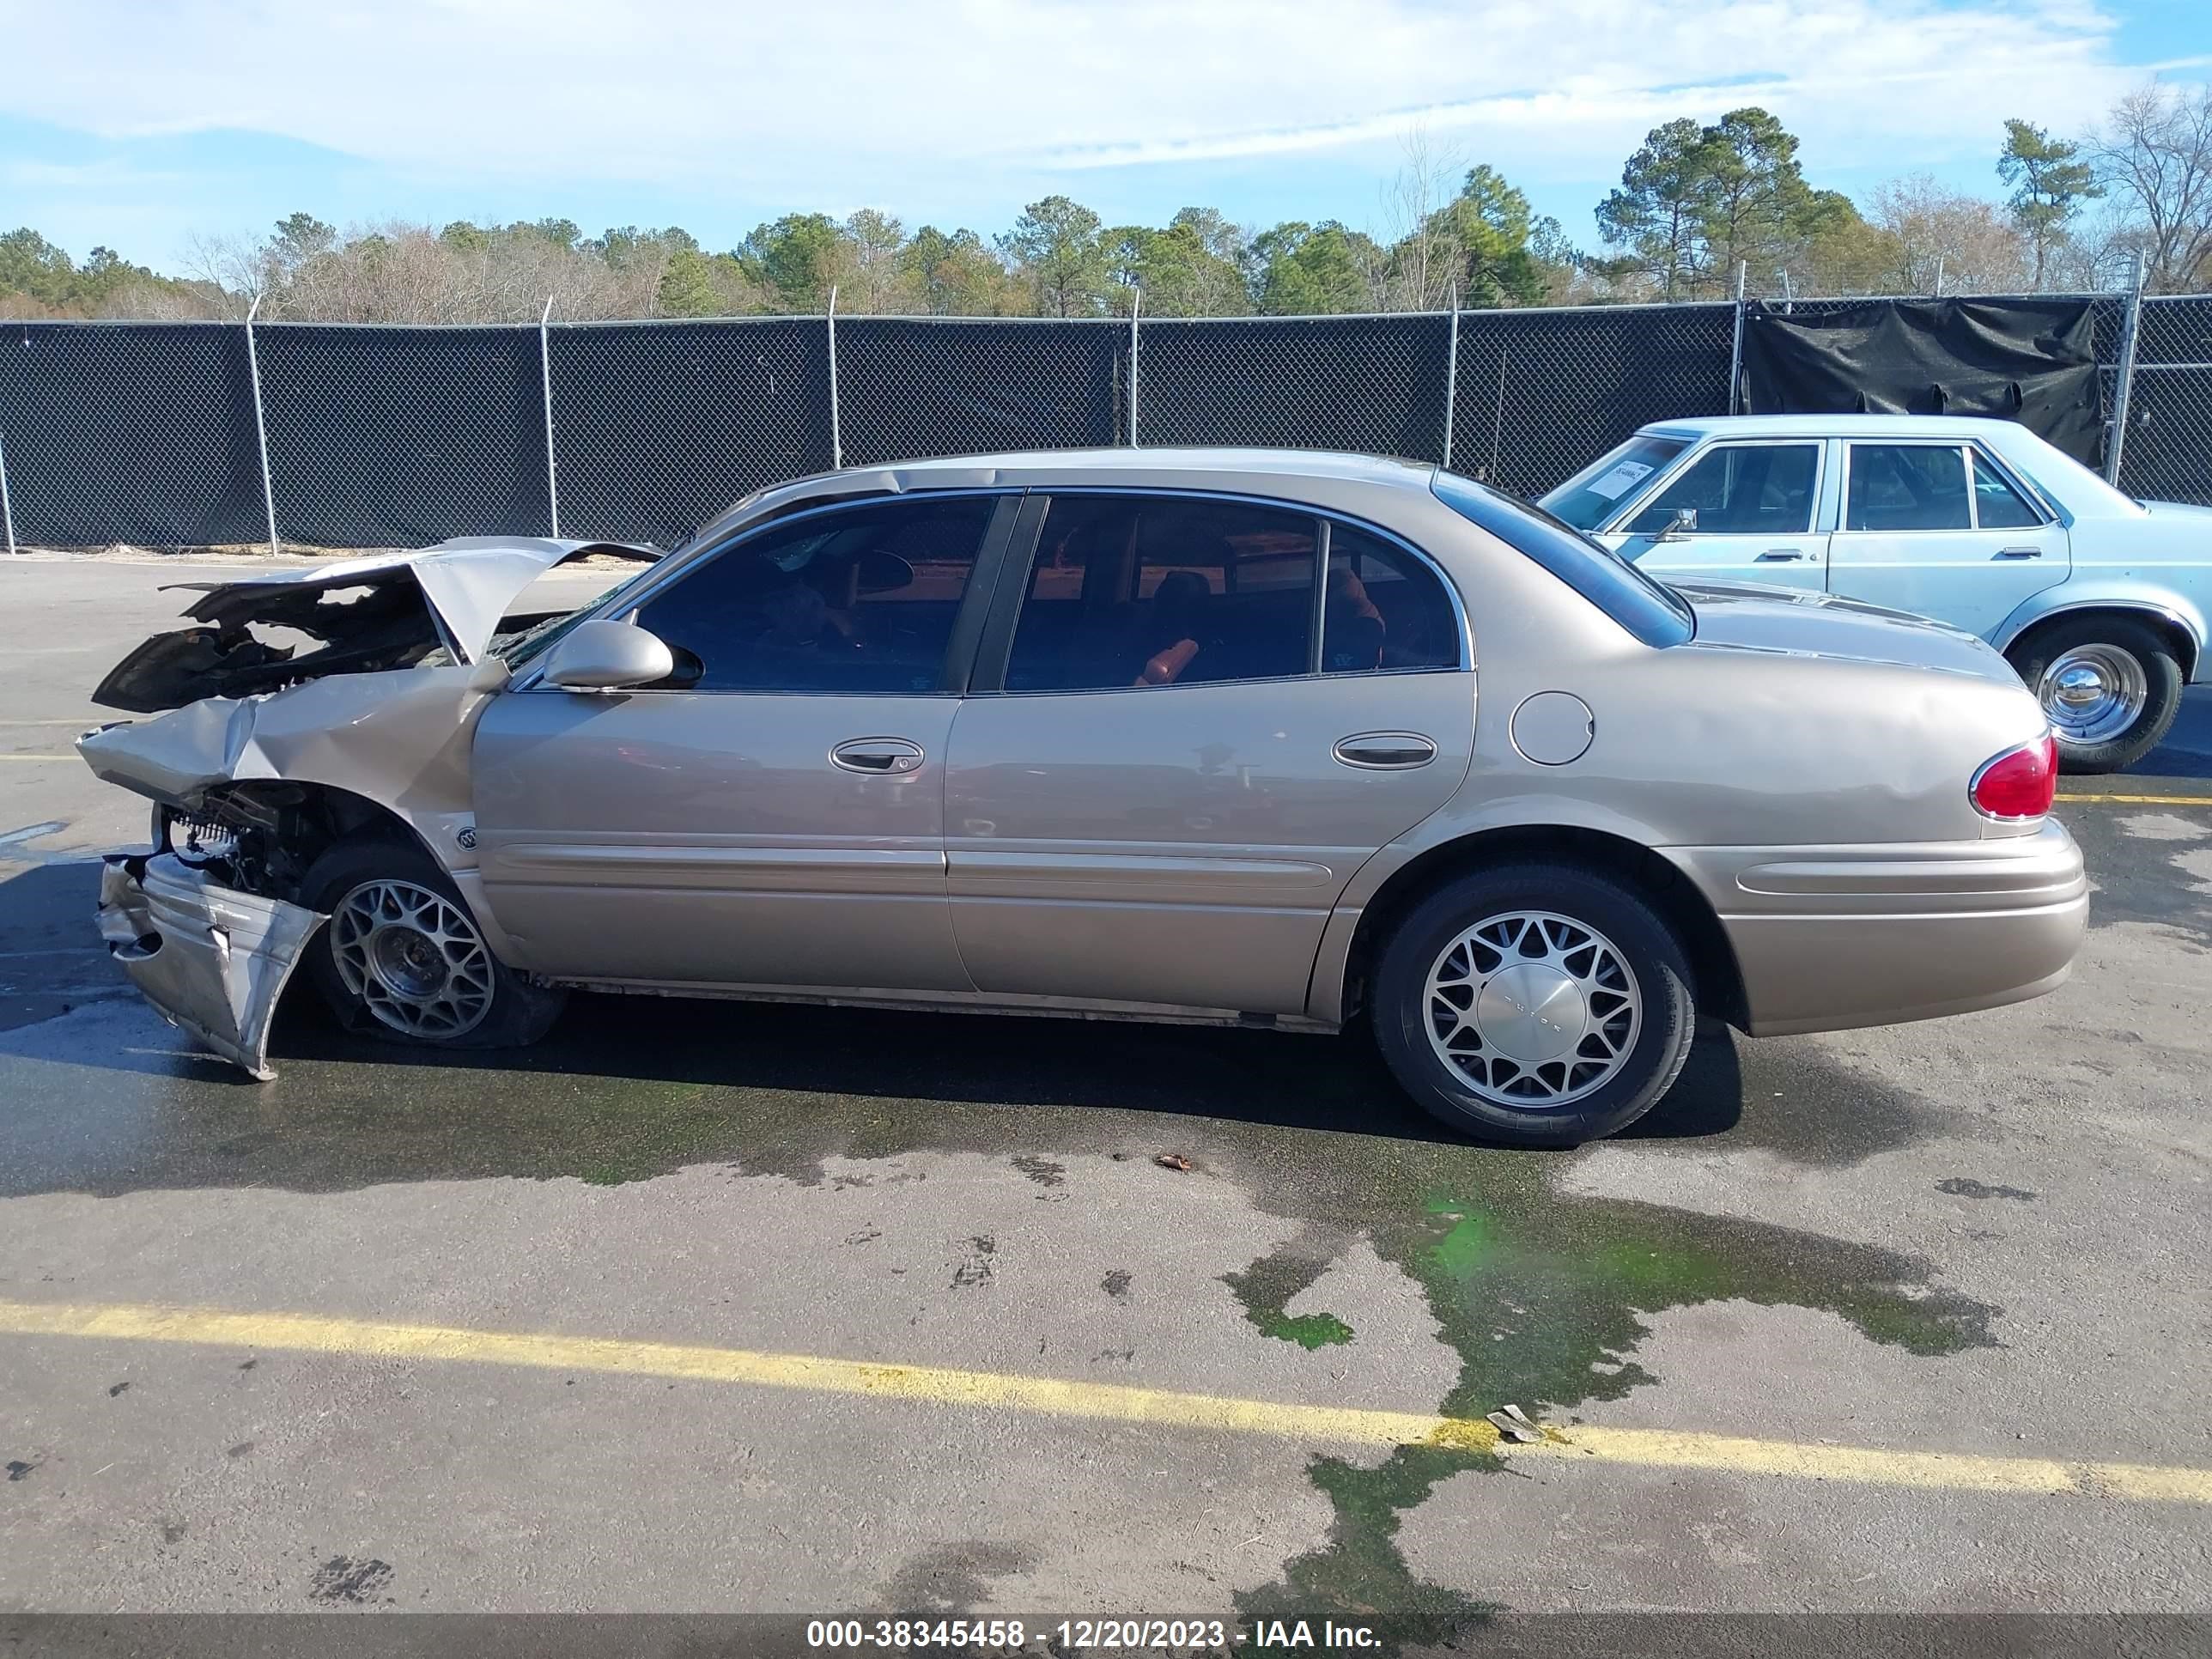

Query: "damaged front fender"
<box><xmin>98</xmin><ymin>854</ymin><xmax>326</xmax><ymax>1080</ymax></box>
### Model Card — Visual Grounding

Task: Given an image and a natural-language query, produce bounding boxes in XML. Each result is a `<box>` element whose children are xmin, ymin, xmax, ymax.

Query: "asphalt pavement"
<box><xmin>0</xmin><ymin>558</ymin><xmax>2207</xmax><ymax>1646</ymax></box>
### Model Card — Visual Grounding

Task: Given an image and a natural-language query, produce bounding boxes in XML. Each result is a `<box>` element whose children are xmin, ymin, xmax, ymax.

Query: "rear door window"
<box><xmin>1625</xmin><ymin>443</ymin><xmax>1820</xmax><ymax>535</ymax></box>
<box><xmin>1005</xmin><ymin>495</ymin><xmax>1319</xmax><ymax>691</ymax></box>
<box><xmin>1845</xmin><ymin>444</ymin><xmax>1972</xmax><ymax>532</ymax></box>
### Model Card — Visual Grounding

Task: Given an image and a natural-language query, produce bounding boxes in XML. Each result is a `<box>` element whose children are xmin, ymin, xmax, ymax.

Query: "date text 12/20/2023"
<box><xmin>804</xmin><ymin>1617</ymin><xmax>1382</xmax><ymax>1650</ymax></box>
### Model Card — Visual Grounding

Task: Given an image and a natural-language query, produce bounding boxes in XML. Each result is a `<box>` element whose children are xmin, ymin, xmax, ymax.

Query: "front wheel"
<box><xmin>301</xmin><ymin>838</ymin><xmax>565</xmax><ymax>1050</ymax></box>
<box><xmin>1370</xmin><ymin>864</ymin><xmax>1696</xmax><ymax>1147</ymax></box>
<box><xmin>2008</xmin><ymin>617</ymin><xmax>2183</xmax><ymax>775</ymax></box>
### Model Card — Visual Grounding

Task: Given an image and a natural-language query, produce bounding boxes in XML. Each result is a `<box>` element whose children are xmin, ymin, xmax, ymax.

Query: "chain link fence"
<box><xmin>0</xmin><ymin>292</ymin><xmax>2201</xmax><ymax>556</ymax></box>
<box><xmin>1450</xmin><ymin>302</ymin><xmax>1737</xmax><ymax>495</ymax></box>
<box><xmin>2114</xmin><ymin>295</ymin><xmax>2212</xmax><ymax>509</ymax></box>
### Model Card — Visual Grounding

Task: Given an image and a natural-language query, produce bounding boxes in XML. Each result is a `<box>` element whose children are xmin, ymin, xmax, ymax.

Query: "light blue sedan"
<box><xmin>1541</xmin><ymin>414</ymin><xmax>2212</xmax><ymax>772</ymax></box>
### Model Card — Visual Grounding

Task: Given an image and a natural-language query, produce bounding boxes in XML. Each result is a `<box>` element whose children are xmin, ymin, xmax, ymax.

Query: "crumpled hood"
<box><xmin>1671</xmin><ymin>580</ymin><xmax>2021</xmax><ymax>685</ymax></box>
<box><xmin>93</xmin><ymin>536</ymin><xmax>656</xmax><ymax>714</ymax></box>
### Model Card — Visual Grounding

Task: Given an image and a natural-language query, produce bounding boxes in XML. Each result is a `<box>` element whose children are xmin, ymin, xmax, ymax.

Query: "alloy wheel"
<box><xmin>329</xmin><ymin>878</ymin><xmax>495</xmax><ymax>1040</ymax></box>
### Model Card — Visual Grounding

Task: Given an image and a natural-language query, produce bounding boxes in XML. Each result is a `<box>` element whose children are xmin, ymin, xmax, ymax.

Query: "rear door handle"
<box><xmin>830</xmin><ymin>738</ymin><xmax>925</xmax><ymax>775</ymax></box>
<box><xmin>1996</xmin><ymin>546</ymin><xmax>2043</xmax><ymax>559</ymax></box>
<box><xmin>1333</xmin><ymin>732</ymin><xmax>1437</xmax><ymax>769</ymax></box>
<box><xmin>1756</xmin><ymin>548</ymin><xmax>1806</xmax><ymax>562</ymax></box>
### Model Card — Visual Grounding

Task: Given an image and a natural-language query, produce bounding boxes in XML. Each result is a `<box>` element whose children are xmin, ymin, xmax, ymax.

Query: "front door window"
<box><xmin>1626</xmin><ymin>443</ymin><xmax>1820</xmax><ymax>537</ymax></box>
<box><xmin>634</xmin><ymin>496</ymin><xmax>993</xmax><ymax>694</ymax></box>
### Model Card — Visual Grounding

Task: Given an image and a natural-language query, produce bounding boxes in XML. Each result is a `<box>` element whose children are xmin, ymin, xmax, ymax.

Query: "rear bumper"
<box><xmin>95</xmin><ymin>853</ymin><xmax>325</xmax><ymax>1079</ymax></box>
<box><xmin>1662</xmin><ymin>820</ymin><xmax>2088</xmax><ymax>1037</ymax></box>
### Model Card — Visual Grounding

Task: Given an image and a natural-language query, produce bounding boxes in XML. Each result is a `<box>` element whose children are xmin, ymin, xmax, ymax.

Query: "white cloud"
<box><xmin>0</xmin><ymin>0</ymin><xmax>2154</xmax><ymax>205</ymax></box>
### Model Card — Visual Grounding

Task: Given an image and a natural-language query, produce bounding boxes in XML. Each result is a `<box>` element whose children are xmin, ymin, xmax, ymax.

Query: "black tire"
<box><xmin>2007</xmin><ymin>616</ymin><xmax>2184</xmax><ymax>775</ymax></box>
<box><xmin>301</xmin><ymin>837</ymin><xmax>565</xmax><ymax>1051</ymax></box>
<box><xmin>1371</xmin><ymin>864</ymin><xmax>1696</xmax><ymax>1147</ymax></box>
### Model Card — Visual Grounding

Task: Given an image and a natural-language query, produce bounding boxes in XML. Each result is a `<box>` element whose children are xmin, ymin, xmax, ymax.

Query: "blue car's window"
<box><xmin>1626</xmin><ymin>443</ymin><xmax>1820</xmax><ymax>536</ymax></box>
<box><xmin>1432</xmin><ymin>470</ymin><xmax>1693</xmax><ymax>647</ymax></box>
<box><xmin>1972</xmin><ymin>453</ymin><xmax>2044</xmax><ymax>529</ymax></box>
<box><xmin>1540</xmin><ymin>433</ymin><xmax>1690</xmax><ymax>529</ymax></box>
<box><xmin>1846</xmin><ymin>443</ymin><xmax>1971</xmax><ymax>532</ymax></box>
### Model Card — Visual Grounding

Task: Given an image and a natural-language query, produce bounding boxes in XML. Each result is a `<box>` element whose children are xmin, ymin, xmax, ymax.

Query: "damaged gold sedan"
<box><xmin>80</xmin><ymin>451</ymin><xmax>2086</xmax><ymax>1148</ymax></box>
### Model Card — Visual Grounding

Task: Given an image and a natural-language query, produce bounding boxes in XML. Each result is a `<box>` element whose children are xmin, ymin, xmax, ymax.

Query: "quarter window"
<box><xmin>632</xmin><ymin>497</ymin><xmax>992</xmax><ymax>693</ymax></box>
<box><xmin>1845</xmin><ymin>444</ymin><xmax>1971</xmax><ymax>532</ymax></box>
<box><xmin>1625</xmin><ymin>443</ymin><xmax>1820</xmax><ymax>536</ymax></box>
<box><xmin>1004</xmin><ymin>496</ymin><xmax>1318</xmax><ymax>692</ymax></box>
<box><xmin>1322</xmin><ymin>526</ymin><xmax>1459</xmax><ymax>672</ymax></box>
<box><xmin>1972</xmin><ymin>453</ymin><xmax>2044</xmax><ymax>529</ymax></box>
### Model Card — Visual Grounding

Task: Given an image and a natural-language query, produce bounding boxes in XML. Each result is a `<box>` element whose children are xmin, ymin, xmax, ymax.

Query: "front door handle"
<box><xmin>1333</xmin><ymin>732</ymin><xmax>1437</xmax><ymax>769</ymax></box>
<box><xmin>1996</xmin><ymin>546</ymin><xmax>2044</xmax><ymax>559</ymax></box>
<box><xmin>1757</xmin><ymin>548</ymin><xmax>1807</xmax><ymax>562</ymax></box>
<box><xmin>830</xmin><ymin>738</ymin><xmax>925</xmax><ymax>775</ymax></box>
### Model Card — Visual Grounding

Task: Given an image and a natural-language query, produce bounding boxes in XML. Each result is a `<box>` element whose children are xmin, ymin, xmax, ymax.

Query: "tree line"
<box><xmin>4</xmin><ymin>81</ymin><xmax>2207</xmax><ymax>324</ymax></box>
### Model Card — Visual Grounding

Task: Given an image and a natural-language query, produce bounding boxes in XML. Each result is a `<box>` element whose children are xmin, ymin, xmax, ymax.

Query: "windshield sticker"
<box><xmin>1586</xmin><ymin>460</ymin><xmax>1656</xmax><ymax>501</ymax></box>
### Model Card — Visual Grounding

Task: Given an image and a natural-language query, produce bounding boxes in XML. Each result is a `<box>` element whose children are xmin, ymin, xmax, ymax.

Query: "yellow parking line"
<box><xmin>0</xmin><ymin>752</ymin><xmax>74</xmax><ymax>762</ymax></box>
<box><xmin>2055</xmin><ymin>792</ymin><xmax>2212</xmax><ymax>806</ymax></box>
<box><xmin>1</xmin><ymin>1296</ymin><xmax>2205</xmax><ymax>1504</ymax></box>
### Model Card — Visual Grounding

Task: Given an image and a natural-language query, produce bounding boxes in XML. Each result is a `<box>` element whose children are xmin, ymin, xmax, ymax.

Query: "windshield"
<box><xmin>492</xmin><ymin>557</ymin><xmax>670</xmax><ymax>668</ymax></box>
<box><xmin>1540</xmin><ymin>433</ymin><xmax>1691</xmax><ymax>529</ymax></box>
<box><xmin>1432</xmin><ymin>469</ymin><xmax>1694</xmax><ymax>647</ymax></box>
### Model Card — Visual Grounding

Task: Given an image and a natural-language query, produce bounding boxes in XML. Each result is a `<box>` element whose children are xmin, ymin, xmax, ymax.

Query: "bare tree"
<box><xmin>2090</xmin><ymin>82</ymin><xmax>2212</xmax><ymax>292</ymax></box>
<box><xmin>1867</xmin><ymin>175</ymin><xmax>2033</xmax><ymax>294</ymax></box>
<box><xmin>1376</xmin><ymin>123</ymin><xmax>1463</xmax><ymax>310</ymax></box>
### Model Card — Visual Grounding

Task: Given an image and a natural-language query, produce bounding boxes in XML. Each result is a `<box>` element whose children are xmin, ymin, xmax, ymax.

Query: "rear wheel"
<box><xmin>2007</xmin><ymin>616</ymin><xmax>2183</xmax><ymax>775</ymax></box>
<box><xmin>302</xmin><ymin>838</ymin><xmax>564</xmax><ymax>1050</ymax></box>
<box><xmin>1371</xmin><ymin>864</ymin><xmax>1695</xmax><ymax>1147</ymax></box>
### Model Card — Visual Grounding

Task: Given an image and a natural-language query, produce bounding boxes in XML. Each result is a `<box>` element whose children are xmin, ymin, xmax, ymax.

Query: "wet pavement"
<box><xmin>1</xmin><ymin>562</ymin><xmax>2209</xmax><ymax>1636</ymax></box>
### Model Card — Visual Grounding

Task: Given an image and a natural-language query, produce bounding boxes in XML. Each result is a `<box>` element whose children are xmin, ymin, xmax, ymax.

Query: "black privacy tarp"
<box><xmin>0</xmin><ymin>323</ymin><xmax>266</xmax><ymax>548</ymax></box>
<box><xmin>1740</xmin><ymin>298</ymin><xmax>2106</xmax><ymax>466</ymax></box>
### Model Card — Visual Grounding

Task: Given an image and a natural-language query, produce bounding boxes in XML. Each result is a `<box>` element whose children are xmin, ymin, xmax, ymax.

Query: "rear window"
<box><xmin>1431</xmin><ymin>471</ymin><xmax>1694</xmax><ymax>648</ymax></box>
<box><xmin>1540</xmin><ymin>433</ymin><xmax>1691</xmax><ymax>529</ymax></box>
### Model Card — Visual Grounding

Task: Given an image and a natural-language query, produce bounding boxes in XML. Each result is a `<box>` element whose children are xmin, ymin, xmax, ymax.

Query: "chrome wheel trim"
<box><xmin>329</xmin><ymin>878</ymin><xmax>495</xmax><ymax>1040</ymax></box>
<box><xmin>1423</xmin><ymin>910</ymin><xmax>1641</xmax><ymax>1109</ymax></box>
<box><xmin>2038</xmin><ymin>645</ymin><xmax>2148</xmax><ymax>745</ymax></box>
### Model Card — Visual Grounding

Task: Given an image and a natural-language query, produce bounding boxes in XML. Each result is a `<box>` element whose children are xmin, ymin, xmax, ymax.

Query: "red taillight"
<box><xmin>1971</xmin><ymin>734</ymin><xmax>2057</xmax><ymax>820</ymax></box>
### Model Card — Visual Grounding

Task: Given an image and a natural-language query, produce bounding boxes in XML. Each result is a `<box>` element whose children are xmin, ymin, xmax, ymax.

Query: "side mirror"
<box><xmin>543</xmin><ymin>620</ymin><xmax>675</xmax><ymax>690</ymax></box>
<box><xmin>1655</xmin><ymin>507</ymin><xmax>1698</xmax><ymax>543</ymax></box>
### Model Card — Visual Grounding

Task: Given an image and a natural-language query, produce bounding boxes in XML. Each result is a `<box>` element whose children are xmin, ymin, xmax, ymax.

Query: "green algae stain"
<box><xmin>1235</xmin><ymin>1444</ymin><xmax>1500</xmax><ymax>1646</ymax></box>
<box><xmin>1232</xmin><ymin>1158</ymin><xmax>1999</xmax><ymax>1651</ymax></box>
<box><xmin>1223</xmin><ymin>1247</ymin><xmax>1355</xmax><ymax>1349</ymax></box>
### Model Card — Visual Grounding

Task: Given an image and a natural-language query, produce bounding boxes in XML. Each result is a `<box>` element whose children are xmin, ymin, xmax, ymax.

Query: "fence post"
<box><xmin>538</xmin><ymin>295</ymin><xmax>561</xmax><ymax>538</ymax></box>
<box><xmin>1127</xmin><ymin>288</ymin><xmax>1141</xmax><ymax>447</ymax></box>
<box><xmin>1726</xmin><ymin>262</ymin><xmax>1747</xmax><ymax>416</ymax></box>
<box><xmin>243</xmin><ymin>295</ymin><xmax>280</xmax><ymax>556</ymax></box>
<box><xmin>0</xmin><ymin>426</ymin><xmax>17</xmax><ymax>556</ymax></box>
<box><xmin>2106</xmin><ymin>252</ymin><xmax>2147</xmax><ymax>488</ymax></box>
<box><xmin>1440</xmin><ymin>286</ymin><xmax>1459</xmax><ymax>470</ymax></box>
<box><xmin>826</xmin><ymin>286</ymin><xmax>842</xmax><ymax>470</ymax></box>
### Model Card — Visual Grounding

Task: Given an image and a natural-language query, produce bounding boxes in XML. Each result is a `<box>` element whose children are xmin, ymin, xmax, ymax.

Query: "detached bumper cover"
<box><xmin>96</xmin><ymin>854</ymin><xmax>326</xmax><ymax>1080</ymax></box>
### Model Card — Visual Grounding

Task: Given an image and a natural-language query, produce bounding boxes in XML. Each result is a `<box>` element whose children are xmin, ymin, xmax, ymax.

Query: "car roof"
<box><xmin>687</xmin><ymin>447</ymin><xmax>1447</xmax><ymax>548</ymax></box>
<box><xmin>885</xmin><ymin>446</ymin><xmax>1439</xmax><ymax>486</ymax></box>
<box><xmin>1642</xmin><ymin>414</ymin><xmax>2045</xmax><ymax>441</ymax></box>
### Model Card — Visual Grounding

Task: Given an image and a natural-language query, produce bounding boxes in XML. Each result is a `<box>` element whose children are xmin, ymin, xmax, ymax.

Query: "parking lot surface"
<box><xmin>1</xmin><ymin>560</ymin><xmax>2208</xmax><ymax>1636</ymax></box>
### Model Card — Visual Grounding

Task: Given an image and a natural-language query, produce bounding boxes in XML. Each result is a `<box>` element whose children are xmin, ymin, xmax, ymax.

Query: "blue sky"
<box><xmin>3</xmin><ymin>0</ymin><xmax>2207</xmax><ymax>275</ymax></box>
